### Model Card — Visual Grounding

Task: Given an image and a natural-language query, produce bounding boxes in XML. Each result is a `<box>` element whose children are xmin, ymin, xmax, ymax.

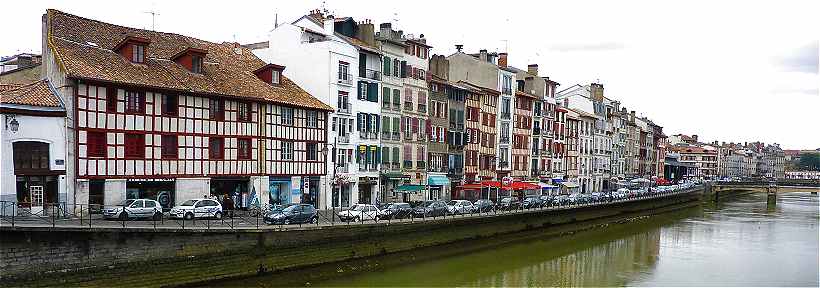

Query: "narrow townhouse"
<box><xmin>563</xmin><ymin>108</ymin><xmax>581</xmax><ymax>194</ymax></box>
<box><xmin>251</xmin><ymin>10</ymin><xmax>377</xmax><ymax>209</ymax></box>
<box><xmin>552</xmin><ymin>105</ymin><xmax>567</xmax><ymax>181</ymax></box>
<box><xmin>428</xmin><ymin>55</ymin><xmax>468</xmax><ymax>200</ymax></box>
<box><xmin>43</xmin><ymin>10</ymin><xmax>331</xmax><ymax>212</ymax></box>
<box><xmin>512</xmin><ymin>90</ymin><xmax>536</xmax><ymax>180</ymax></box>
<box><xmin>507</xmin><ymin>64</ymin><xmax>546</xmax><ymax>181</ymax></box>
<box><xmin>557</xmin><ymin>84</ymin><xmax>599</xmax><ymax>192</ymax></box>
<box><xmin>375</xmin><ymin>23</ymin><xmax>407</xmax><ymax>203</ymax></box>
<box><xmin>496</xmin><ymin>53</ymin><xmax>516</xmax><ymax>180</ymax></box>
<box><xmin>401</xmin><ymin>34</ymin><xmax>432</xmax><ymax>200</ymax></box>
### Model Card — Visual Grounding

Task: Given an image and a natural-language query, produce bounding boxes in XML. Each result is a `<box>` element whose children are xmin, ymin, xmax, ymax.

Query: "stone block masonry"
<box><xmin>0</xmin><ymin>188</ymin><xmax>702</xmax><ymax>286</ymax></box>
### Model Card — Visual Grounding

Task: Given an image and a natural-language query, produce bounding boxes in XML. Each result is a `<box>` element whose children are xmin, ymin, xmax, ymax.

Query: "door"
<box><xmin>129</xmin><ymin>200</ymin><xmax>145</xmax><ymax>217</ymax></box>
<box><xmin>29</xmin><ymin>185</ymin><xmax>44</xmax><ymax>215</ymax></box>
<box><xmin>194</xmin><ymin>201</ymin><xmax>208</xmax><ymax>217</ymax></box>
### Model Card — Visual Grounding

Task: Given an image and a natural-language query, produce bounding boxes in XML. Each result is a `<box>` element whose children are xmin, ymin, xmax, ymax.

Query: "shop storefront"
<box><xmin>212</xmin><ymin>177</ymin><xmax>253</xmax><ymax>210</ymax></box>
<box><xmin>11</xmin><ymin>141</ymin><xmax>63</xmax><ymax>215</ymax></box>
<box><xmin>381</xmin><ymin>172</ymin><xmax>408</xmax><ymax>203</ymax></box>
<box><xmin>358</xmin><ymin>176</ymin><xmax>378</xmax><ymax>204</ymax></box>
<box><xmin>427</xmin><ymin>175</ymin><xmax>449</xmax><ymax>200</ymax></box>
<box><xmin>126</xmin><ymin>179</ymin><xmax>176</xmax><ymax>210</ymax></box>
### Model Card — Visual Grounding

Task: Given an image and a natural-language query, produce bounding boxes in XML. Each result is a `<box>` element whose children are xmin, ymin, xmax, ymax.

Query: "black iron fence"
<box><xmin>0</xmin><ymin>185</ymin><xmax>702</xmax><ymax>230</ymax></box>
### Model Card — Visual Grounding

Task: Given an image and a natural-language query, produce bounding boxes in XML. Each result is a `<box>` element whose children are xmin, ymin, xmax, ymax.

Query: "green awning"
<box><xmin>382</xmin><ymin>172</ymin><xmax>409</xmax><ymax>179</ymax></box>
<box><xmin>427</xmin><ymin>175</ymin><xmax>449</xmax><ymax>186</ymax></box>
<box><xmin>396</xmin><ymin>184</ymin><xmax>425</xmax><ymax>193</ymax></box>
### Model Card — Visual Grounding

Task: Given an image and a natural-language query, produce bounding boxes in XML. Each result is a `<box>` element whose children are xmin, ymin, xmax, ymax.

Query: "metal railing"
<box><xmin>0</xmin><ymin>185</ymin><xmax>702</xmax><ymax>230</ymax></box>
<box><xmin>337</xmin><ymin>74</ymin><xmax>353</xmax><ymax>85</ymax></box>
<box><xmin>362</xmin><ymin>69</ymin><xmax>381</xmax><ymax>81</ymax></box>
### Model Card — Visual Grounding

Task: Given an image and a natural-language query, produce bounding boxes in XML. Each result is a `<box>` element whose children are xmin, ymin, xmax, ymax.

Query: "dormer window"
<box><xmin>132</xmin><ymin>44</ymin><xmax>145</xmax><ymax>63</ymax></box>
<box><xmin>254</xmin><ymin>63</ymin><xmax>285</xmax><ymax>86</ymax></box>
<box><xmin>171</xmin><ymin>47</ymin><xmax>208</xmax><ymax>74</ymax></box>
<box><xmin>191</xmin><ymin>55</ymin><xmax>203</xmax><ymax>74</ymax></box>
<box><xmin>113</xmin><ymin>36</ymin><xmax>150</xmax><ymax>64</ymax></box>
<box><xmin>271</xmin><ymin>70</ymin><xmax>280</xmax><ymax>85</ymax></box>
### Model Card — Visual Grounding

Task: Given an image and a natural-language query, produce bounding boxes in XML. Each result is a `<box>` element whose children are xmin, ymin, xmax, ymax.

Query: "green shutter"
<box><xmin>382</xmin><ymin>116</ymin><xmax>390</xmax><ymax>133</ymax></box>
<box><xmin>382</xmin><ymin>87</ymin><xmax>390</xmax><ymax>106</ymax></box>
<box><xmin>392</xmin><ymin>117</ymin><xmax>400</xmax><ymax>133</ymax></box>
<box><xmin>367</xmin><ymin>83</ymin><xmax>378</xmax><ymax>102</ymax></box>
<box><xmin>382</xmin><ymin>147</ymin><xmax>390</xmax><ymax>164</ymax></box>
<box><xmin>383</xmin><ymin>56</ymin><xmax>391</xmax><ymax>74</ymax></box>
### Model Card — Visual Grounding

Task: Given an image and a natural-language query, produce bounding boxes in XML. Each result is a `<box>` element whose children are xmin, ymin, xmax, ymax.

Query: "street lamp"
<box><xmin>321</xmin><ymin>137</ymin><xmax>339</xmax><ymax>209</ymax></box>
<box><xmin>5</xmin><ymin>115</ymin><xmax>19</xmax><ymax>133</ymax></box>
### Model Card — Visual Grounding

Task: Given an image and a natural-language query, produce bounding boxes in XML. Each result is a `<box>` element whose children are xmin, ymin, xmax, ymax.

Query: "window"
<box><xmin>132</xmin><ymin>44</ymin><xmax>145</xmax><ymax>63</ymax></box>
<box><xmin>306</xmin><ymin>143</ymin><xmax>317</xmax><ymax>161</ymax></box>
<box><xmin>238</xmin><ymin>138</ymin><xmax>252</xmax><ymax>160</ymax></box>
<box><xmin>281</xmin><ymin>107</ymin><xmax>293</xmax><ymax>125</ymax></box>
<box><xmin>161</xmin><ymin>135</ymin><xmax>178</xmax><ymax>159</ymax></box>
<box><xmin>191</xmin><ymin>55</ymin><xmax>203</xmax><ymax>74</ymax></box>
<box><xmin>338</xmin><ymin>62</ymin><xmax>350</xmax><ymax>82</ymax></box>
<box><xmin>281</xmin><ymin>141</ymin><xmax>294</xmax><ymax>160</ymax></box>
<box><xmin>382</xmin><ymin>87</ymin><xmax>391</xmax><ymax>108</ymax></box>
<box><xmin>13</xmin><ymin>142</ymin><xmax>50</xmax><ymax>171</ymax></box>
<box><xmin>271</xmin><ymin>70</ymin><xmax>280</xmax><ymax>84</ymax></box>
<box><xmin>86</xmin><ymin>132</ymin><xmax>106</xmax><ymax>158</ymax></box>
<box><xmin>209</xmin><ymin>137</ymin><xmax>224</xmax><ymax>159</ymax></box>
<box><xmin>125</xmin><ymin>91</ymin><xmax>144</xmax><ymax>113</ymax></box>
<box><xmin>124</xmin><ymin>134</ymin><xmax>145</xmax><ymax>158</ymax></box>
<box><xmin>106</xmin><ymin>87</ymin><xmax>117</xmax><ymax>112</ymax></box>
<box><xmin>393</xmin><ymin>59</ymin><xmax>400</xmax><ymax>77</ymax></box>
<box><xmin>209</xmin><ymin>98</ymin><xmax>224</xmax><ymax>120</ymax></box>
<box><xmin>306</xmin><ymin>110</ymin><xmax>318</xmax><ymax>128</ymax></box>
<box><xmin>237</xmin><ymin>102</ymin><xmax>251</xmax><ymax>122</ymax></box>
<box><xmin>161</xmin><ymin>94</ymin><xmax>177</xmax><ymax>116</ymax></box>
<box><xmin>337</xmin><ymin>91</ymin><xmax>349</xmax><ymax>111</ymax></box>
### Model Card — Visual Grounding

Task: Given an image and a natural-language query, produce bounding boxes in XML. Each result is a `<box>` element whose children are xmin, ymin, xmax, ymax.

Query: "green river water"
<box><xmin>213</xmin><ymin>192</ymin><xmax>819</xmax><ymax>287</ymax></box>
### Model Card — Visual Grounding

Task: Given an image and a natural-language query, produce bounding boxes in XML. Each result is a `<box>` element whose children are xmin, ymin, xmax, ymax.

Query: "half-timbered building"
<box><xmin>42</xmin><ymin>10</ymin><xmax>331</xmax><ymax>211</ymax></box>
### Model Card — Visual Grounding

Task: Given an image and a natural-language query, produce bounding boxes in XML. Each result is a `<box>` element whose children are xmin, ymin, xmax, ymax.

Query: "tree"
<box><xmin>798</xmin><ymin>152</ymin><xmax>820</xmax><ymax>171</ymax></box>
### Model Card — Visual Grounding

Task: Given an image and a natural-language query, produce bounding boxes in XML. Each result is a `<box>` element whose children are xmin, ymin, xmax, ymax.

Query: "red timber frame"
<box><xmin>73</xmin><ymin>80</ymin><xmax>327</xmax><ymax>180</ymax></box>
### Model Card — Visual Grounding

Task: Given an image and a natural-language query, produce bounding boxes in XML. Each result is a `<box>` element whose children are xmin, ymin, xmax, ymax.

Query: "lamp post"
<box><xmin>5</xmin><ymin>115</ymin><xmax>19</xmax><ymax>133</ymax></box>
<box><xmin>322</xmin><ymin>137</ymin><xmax>339</xmax><ymax>209</ymax></box>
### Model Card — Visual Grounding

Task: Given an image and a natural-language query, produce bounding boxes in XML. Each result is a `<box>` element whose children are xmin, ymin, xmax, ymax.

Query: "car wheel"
<box><xmin>354</xmin><ymin>216</ymin><xmax>361</xmax><ymax>222</ymax></box>
<box><xmin>214</xmin><ymin>212</ymin><xmax>223</xmax><ymax>220</ymax></box>
<box><xmin>374</xmin><ymin>216</ymin><xmax>380</xmax><ymax>222</ymax></box>
<box><xmin>184</xmin><ymin>212</ymin><xmax>194</xmax><ymax>220</ymax></box>
<box><xmin>284</xmin><ymin>218</ymin><xmax>291</xmax><ymax>225</ymax></box>
<box><xmin>152</xmin><ymin>211</ymin><xmax>162</xmax><ymax>221</ymax></box>
<box><xmin>119</xmin><ymin>211</ymin><xmax>128</xmax><ymax>221</ymax></box>
<box><xmin>310</xmin><ymin>216</ymin><xmax>318</xmax><ymax>224</ymax></box>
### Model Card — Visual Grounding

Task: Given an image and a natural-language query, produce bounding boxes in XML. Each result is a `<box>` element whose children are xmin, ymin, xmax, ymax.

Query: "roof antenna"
<box><xmin>143</xmin><ymin>3</ymin><xmax>160</xmax><ymax>31</ymax></box>
<box><xmin>274</xmin><ymin>12</ymin><xmax>278</xmax><ymax>28</ymax></box>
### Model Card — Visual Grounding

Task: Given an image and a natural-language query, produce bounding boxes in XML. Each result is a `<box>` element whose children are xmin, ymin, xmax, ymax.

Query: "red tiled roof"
<box><xmin>46</xmin><ymin>9</ymin><xmax>332</xmax><ymax>111</ymax></box>
<box><xmin>0</xmin><ymin>79</ymin><xmax>62</xmax><ymax>108</ymax></box>
<box><xmin>515</xmin><ymin>90</ymin><xmax>538</xmax><ymax>99</ymax></box>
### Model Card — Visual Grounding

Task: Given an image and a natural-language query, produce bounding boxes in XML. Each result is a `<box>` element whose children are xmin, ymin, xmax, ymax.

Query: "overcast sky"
<box><xmin>3</xmin><ymin>0</ymin><xmax>818</xmax><ymax>149</ymax></box>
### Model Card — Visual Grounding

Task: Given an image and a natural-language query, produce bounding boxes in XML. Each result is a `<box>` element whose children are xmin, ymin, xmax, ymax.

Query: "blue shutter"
<box><xmin>367</xmin><ymin>82</ymin><xmax>378</xmax><ymax>102</ymax></box>
<box><xmin>374</xmin><ymin>114</ymin><xmax>380</xmax><ymax>134</ymax></box>
<box><xmin>357</xmin><ymin>113</ymin><xmax>362</xmax><ymax>131</ymax></box>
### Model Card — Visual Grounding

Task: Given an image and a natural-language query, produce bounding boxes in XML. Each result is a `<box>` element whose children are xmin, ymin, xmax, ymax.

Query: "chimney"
<box><xmin>418</xmin><ymin>33</ymin><xmax>426</xmax><ymax>44</ymax></box>
<box><xmin>233</xmin><ymin>42</ymin><xmax>242</xmax><ymax>55</ymax></box>
<box><xmin>323</xmin><ymin>15</ymin><xmax>335</xmax><ymax>34</ymax></box>
<box><xmin>357</xmin><ymin>20</ymin><xmax>376</xmax><ymax>46</ymax></box>
<box><xmin>455</xmin><ymin>44</ymin><xmax>463</xmax><ymax>52</ymax></box>
<box><xmin>479</xmin><ymin>49</ymin><xmax>488</xmax><ymax>62</ymax></box>
<box><xmin>527</xmin><ymin>64</ymin><xmax>538</xmax><ymax>75</ymax></box>
<box><xmin>498</xmin><ymin>52</ymin><xmax>508</xmax><ymax>67</ymax></box>
<box><xmin>379</xmin><ymin>23</ymin><xmax>391</xmax><ymax>38</ymax></box>
<box><xmin>692</xmin><ymin>135</ymin><xmax>698</xmax><ymax>142</ymax></box>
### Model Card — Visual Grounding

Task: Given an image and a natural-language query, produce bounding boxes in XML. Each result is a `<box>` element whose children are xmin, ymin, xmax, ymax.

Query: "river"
<box><xmin>213</xmin><ymin>191</ymin><xmax>818</xmax><ymax>287</ymax></box>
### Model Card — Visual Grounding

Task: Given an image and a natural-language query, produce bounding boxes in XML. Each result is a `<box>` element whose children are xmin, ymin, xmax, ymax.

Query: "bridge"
<box><xmin>709</xmin><ymin>179</ymin><xmax>819</xmax><ymax>204</ymax></box>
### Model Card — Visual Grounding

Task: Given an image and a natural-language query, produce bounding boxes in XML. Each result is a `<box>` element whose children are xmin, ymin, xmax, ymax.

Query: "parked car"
<box><xmin>412</xmin><ymin>200</ymin><xmax>448</xmax><ymax>217</ymax></box>
<box><xmin>103</xmin><ymin>199</ymin><xmax>163</xmax><ymax>220</ymax></box>
<box><xmin>447</xmin><ymin>200</ymin><xmax>475</xmax><ymax>215</ymax></box>
<box><xmin>590</xmin><ymin>193</ymin><xmax>602</xmax><ymax>202</ymax></box>
<box><xmin>263</xmin><ymin>204</ymin><xmax>317</xmax><ymax>225</ymax></box>
<box><xmin>472</xmin><ymin>199</ymin><xmax>495</xmax><ymax>213</ymax></box>
<box><xmin>522</xmin><ymin>195</ymin><xmax>543</xmax><ymax>209</ymax></box>
<box><xmin>600</xmin><ymin>192</ymin><xmax>613</xmax><ymax>202</ymax></box>
<box><xmin>539</xmin><ymin>195</ymin><xmax>554</xmax><ymax>207</ymax></box>
<box><xmin>568</xmin><ymin>193</ymin><xmax>583</xmax><ymax>205</ymax></box>
<box><xmin>616</xmin><ymin>188</ymin><xmax>630</xmax><ymax>199</ymax></box>
<box><xmin>497</xmin><ymin>197</ymin><xmax>521</xmax><ymax>210</ymax></box>
<box><xmin>553</xmin><ymin>195</ymin><xmax>570</xmax><ymax>206</ymax></box>
<box><xmin>337</xmin><ymin>204</ymin><xmax>380</xmax><ymax>222</ymax></box>
<box><xmin>170</xmin><ymin>198</ymin><xmax>223</xmax><ymax>220</ymax></box>
<box><xmin>378</xmin><ymin>202</ymin><xmax>413</xmax><ymax>219</ymax></box>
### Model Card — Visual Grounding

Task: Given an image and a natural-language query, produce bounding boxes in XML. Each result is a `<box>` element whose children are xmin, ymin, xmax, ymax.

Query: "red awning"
<box><xmin>501</xmin><ymin>181</ymin><xmax>541</xmax><ymax>190</ymax></box>
<box><xmin>481</xmin><ymin>181</ymin><xmax>501</xmax><ymax>188</ymax></box>
<box><xmin>459</xmin><ymin>183</ymin><xmax>483</xmax><ymax>190</ymax></box>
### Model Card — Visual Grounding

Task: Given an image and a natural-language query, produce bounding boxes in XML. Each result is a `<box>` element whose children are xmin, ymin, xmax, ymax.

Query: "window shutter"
<box><xmin>374</xmin><ymin>114</ymin><xmax>380</xmax><ymax>133</ymax></box>
<box><xmin>106</xmin><ymin>87</ymin><xmax>117</xmax><ymax>112</ymax></box>
<box><xmin>383</xmin><ymin>56</ymin><xmax>391</xmax><ymax>74</ymax></box>
<box><xmin>367</xmin><ymin>82</ymin><xmax>378</xmax><ymax>102</ymax></box>
<box><xmin>357</xmin><ymin>82</ymin><xmax>364</xmax><ymax>100</ymax></box>
<box><xmin>425</xmin><ymin>120</ymin><xmax>432</xmax><ymax>138</ymax></box>
<box><xmin>400</xmin><ymin>61</ymin><xmax>407</xmax><ymax>78</ymax></box>
<box><xmin>365</xmin><ymin>114</ymin><xmax>371</xmax><ymax>133</ymax></box>
<box><xmin>392</xmin><ymin>117</ymin><xmax>400</xmax><ymax>133</ymax></box>
<box><xmin>357</xmin><ymin>113</ymin><xmax>363</xmax><ymax>131</ymax></box>
<box><xmin>139</xmin><ymin>91</ymin><xmax>146</xmax><ymax>114</ymax></box>
<box><xmin>401</xmin><ymin>116</ymin><xmax>406</xmax><ymax>132</ymax></box>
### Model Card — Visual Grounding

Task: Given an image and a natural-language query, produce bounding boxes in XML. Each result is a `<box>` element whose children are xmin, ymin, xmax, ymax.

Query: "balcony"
<box><xmin>336</xmin><ymin>164</ymin><xmax>350</xmax><ymax>173</ymax></box>
<box><xmin>500</xmin><ymin>136</ymin><xmax>510</xmax><ymax>144</ymax></box>
<box><xmin>337</xmin><ymin>74</ymin><xmax>353</xmax><ymax>85</ymax></box>
<box><xmin>391</xmin><ymin>162</ymin><xmax>400</xmax><ymax>170</ymax></box>
<box><xmin>337</xmin><ymin>102</ymin><xmax>351</xmax><ymax>114</ymax></box>
<box><xmin>403</xmin><ymin>160</ymin><xmax>413</xmax><ymax>169</ymax></box>
<box><xmin>501</xmin><ymin>112</ymin><xmax>511</xmax><ymax>120</ymax></box>
<box><xmin>404</xmin><ymin>102</ymin><xmax>414</xmax><ymax>111</ymax></box>
<box><xmin>428</xmin><ymin>165</ymin><xmax>447</xmax><ymax>173</ymax></box>
<box><xmin>362</xmin><ymin>69</ymin><xmax>381</xmax><ymax>81</ymax></box>
<box><xmin>416</xmin><ymin>161</ymin><xmax>426</xmax><ymax>169</ymax></box>
<box><xmin>392</xmin><ymin>132</ymin><xmax>401</xmax><ymax>141</ymax></box>
<box><xmin>382</xmin><ymin>131</ymin><xmax>391</xmax><ymax>139</ymax></box>
<box><xmin>533</xmin><ymin>128</ymin><xmax>541</xmax><ymax>135</ymax></box>
<box><xmin>417</xmin><ymin>104</ymin><xmax>427</xmax><ymax>114</ymax></box>
<box><xmin>392</xmin><ymin>103</ymin><xmax>401</xmax><ymax>111</ymax></box>
<box><xmin>338</xmin><ymin>135</ymin><xmax>350</xmax><ymax>144</ymax></box>
<box><xmin>502</xmin><ymin>87</ymin><xmax>513</xmax><ymax>95</ymax></box>
<box><xmin>532</xmin><ymin>149</ymin><xmax>539</xmax><ymax>156</ymax></box>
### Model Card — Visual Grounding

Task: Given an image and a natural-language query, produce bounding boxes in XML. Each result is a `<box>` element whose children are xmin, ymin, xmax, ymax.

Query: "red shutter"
<box><xmin>425</xmin><ymin>120</ymin><xmax>431</xmax><ymax>137</ymax></box>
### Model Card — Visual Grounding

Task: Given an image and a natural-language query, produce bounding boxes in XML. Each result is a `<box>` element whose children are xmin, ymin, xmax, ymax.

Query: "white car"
<box><xmin>337</xmin><ymin>204</ymin><xmax>380</xmax><ymax>221</ymax></box>
<box><xmin>170</xmin><ymin>199</ymin><xmax>223</xmax><ymax>220</ymax></box>
<box><xmin>103</xmin><ymin>199</ymin><xmax>163</xmax><ymax>220</ymax></box>
<box><xmin>447</xmin><ymin>200</ymin><xmax>474</xmax><ymax>214</ymax></box>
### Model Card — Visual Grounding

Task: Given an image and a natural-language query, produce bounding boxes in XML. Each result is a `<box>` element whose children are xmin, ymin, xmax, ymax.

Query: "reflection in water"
<box><xmin>214</xmin><ymin>192</ymin><xmax>818</xmax><ymax>287</ymax></box>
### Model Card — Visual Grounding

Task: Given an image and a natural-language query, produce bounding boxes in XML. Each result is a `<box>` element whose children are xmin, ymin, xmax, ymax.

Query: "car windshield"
<box><xmin>180</xmin><ymin>200</ymin><xmax>197</xmax><ymax>206</ymax></box>
<box><xmin>282</xmin><ymin>205</ymin><xmax>298</xmax><ymax>213</ymax></box>
<box><xmin>448</xmin><ymin>200</ymin><xmax>457</xmax><ymax>205</ymax></box>
<box><xmin>417</xmin><ymin>201</ymin><xmax>434</xmax><ymax>207</ymax></box>
<box><xmin>117</xmin><ymin>199</ymin><xmax>136</xmax><ymax>207</ymax></box>
<box><xmin>501</xmin><ymin>198</ymin><xmax>511</xmax><ymax>203</ymax></box>
<box><xmin>351</xmin><ymin>205</ymin><xmax>368</xmax><ymax>211</ymax></box>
